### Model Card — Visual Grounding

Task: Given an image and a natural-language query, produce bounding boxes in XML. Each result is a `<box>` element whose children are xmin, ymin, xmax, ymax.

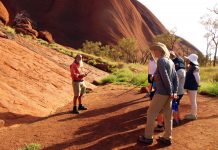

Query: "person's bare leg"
<box><xmin>173</xmin><ymin>112</ymin><xmax>177</xmax><ymax>120</ymax></box>
<box><xmin>78</xmin><ymin>95</ymin><xmax>82</xmax><ymax>105</ymax></box>
<box><xmin>72</xmin><ymin>96</ymin><xmax>79</xmax><ymax>114</ymax></box>
<box><xmin>178</xmin><ymin>108</ymin><xmax>181</xmax><ymax>120</ymax></box>
<box><xmin>173</xmin><ymin>111</ymin><xmax>179</xmax><ymax>125</ymax></box>
<box><xmin>148</xmin><ymin>84</ymin><xmax>152</xmax><ymax>92</ymax></box>
<box><xmin>73</xmin><ymin>96</ymin><xmax>78</xmax><ymax>106</ymax></box>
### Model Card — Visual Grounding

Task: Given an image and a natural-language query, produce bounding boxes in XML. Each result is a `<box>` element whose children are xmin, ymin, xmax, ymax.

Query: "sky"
<box><xmin>138</xmin><ymin>0</ymin><xmax>217</xmax><ymax>55</ymax></box>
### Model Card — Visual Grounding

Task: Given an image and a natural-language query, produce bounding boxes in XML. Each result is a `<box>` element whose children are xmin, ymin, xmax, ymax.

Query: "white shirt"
<box><xmin>148</xmin><ymin>60</ymin><xmax>157</xmax><ymax>75</ymax></box>
<box><xmin>193</xmin><ymin>70</ymin><xmax>200</xmax><ymax>85</ymax></box>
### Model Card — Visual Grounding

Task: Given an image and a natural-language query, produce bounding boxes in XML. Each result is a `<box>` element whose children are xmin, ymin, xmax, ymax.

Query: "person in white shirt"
<box><xmin>146</xmin><ymin>56</ymin><xmax>157</xmax><ymax>99</ymax></box>
<box><xmin>184</xmin><ymin>54</ymin><xmax>200</xmax><ymax>120</ymax></box>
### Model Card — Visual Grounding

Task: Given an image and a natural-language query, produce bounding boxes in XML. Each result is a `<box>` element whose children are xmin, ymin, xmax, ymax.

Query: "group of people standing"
<box><xmin>139</xmin><ymin>42</ymin><xmax>200</xmax><ymax>146</ymax></box>
<box><xmin>69</xmin><ymin>42</ymin><xmax>200</xmax><ymax>146</ymax></box>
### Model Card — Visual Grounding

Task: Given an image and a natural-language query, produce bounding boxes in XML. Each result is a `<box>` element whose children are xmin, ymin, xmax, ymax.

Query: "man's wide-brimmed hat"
<box><xmin>149</xmin><ymin>42</ymin><xmax>170</xmax><ymax>58</ymax></box>
<box><xmin>185</xmin><ymin>54</ymin><xmax>199</xmax><ymax>65</ymax></box>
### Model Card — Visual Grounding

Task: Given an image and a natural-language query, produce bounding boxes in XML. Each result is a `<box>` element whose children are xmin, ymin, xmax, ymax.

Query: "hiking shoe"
<box><xmin>72</xmin><ymin>108</ymin><xmax>79</xmax><ymax>114</ymax></box>
<box><xmin>184</xmin><ymin>114</ymin><xmax>197</xmax><ymax>120</ymax></box>
<box><xmin>156</xmin><ymin>137</ymin><xmax>172</xmax><ymax>146</ymax></box>
<box><xmin>154</xmin><ymin>125</ymin><xmax>164</xmax><ymax>132</ymax></box>
<box><xmin>173</xmin><ymin>119</ymin><xmax>180</xmax><ymax>127</ymax></box>
<box><xmin>144</xmin><ymin>93</ymin><xmax>150</xmax><ymax>98</ymax></box>
<box><xmin>138</xmin><ymin>135</ymin><xmax>153</xmax><ymax>145</ymax></box>
<box><xmin>78</xmin><ymin>105</ymin><xmax>87</xmax><ymax>110</ymax></box>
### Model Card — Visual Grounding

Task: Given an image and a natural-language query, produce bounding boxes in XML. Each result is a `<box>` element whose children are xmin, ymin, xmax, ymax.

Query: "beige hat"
<box><xmin>185</xmin><ymin>54</ymin><xmax>199</xmax><ymax>65</ymax></box>
<box><xmin>150</xmin><ymin>42</ymin><xmax>170</xmax><ymax>58</ymax></box>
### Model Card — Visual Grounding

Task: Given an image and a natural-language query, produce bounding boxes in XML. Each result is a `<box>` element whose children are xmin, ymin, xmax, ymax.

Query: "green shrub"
<box><xmin>199</xmin><ymin>82</ymin><xmax>218</xmax><ymax>96</ymax></box>
<box><xmin>213</xmin><ymin>72</ymin><xmax>218</xmax><ymax>82</ymax></box>
<box><xmin>19</xmin><ymin>143</ymin><xmax>41</xmax><ymax>150</ymax></box>
<box><xmin>116</xmin><ymin>38</ymin><xmax>138</xmax><ymax>63</ymax></box>
<box><xmin>3</xmin><ymin>26</ymin><xmax>16</xmax><ymax>34</ymax></box>
<box><xmin>101</xmin><ymin>75</ymin><xmax>117</xmax><ymax>84</ymax></box>
<box><xmin>130</xmin><ymin>72</ymin><xmax>148</xmax><ymax>86</ymax></box>
<box><xmin>127</xmin><ymin>63</ymin><xmax>148</xmax><ymax>73</ymax></box>
<box><xmin>113</xmin><ymin>68</ymin><xmax>133</xmax><ymax>80</ymax></box>
<box><xmin>200</xmin><ymin>66</ymin><xmax>218</xmax><ymax>82</ymax></box>
<box><xmin>87</xmin><ymin>59</ymin><xmax>97</xmax><ymax>65</ymax></box>
<box><xmin>199</xmin><ymin>66</ymin><xmax>218</xmax><ymax>96</ymax></box>
<box><xmin>82</xmin><ymin>41</ymin><xmax>102</xmax><ymax>56</ymax></box>
<box><xmin>101</xmin><ymin>67</ymin><xmax>148</xmax><ymax>87</ymax></box>
<box><xmin>37</xmin><ymin>39</ymin><xmax>48</xmax><ymax>45</ymax></box>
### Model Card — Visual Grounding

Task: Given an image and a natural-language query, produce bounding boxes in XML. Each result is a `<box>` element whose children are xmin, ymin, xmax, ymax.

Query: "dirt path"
<box><xmin>0</xmin><ymin>84</ymin><xmax>217</xmax><ymax>150</ymax></box>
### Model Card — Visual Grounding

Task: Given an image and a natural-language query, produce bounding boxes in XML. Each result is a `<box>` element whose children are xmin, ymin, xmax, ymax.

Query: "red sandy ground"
<box><xmin>0</xmin><ymin>84</ymin><xmax>217</xmax><ymax>150</ymax></box>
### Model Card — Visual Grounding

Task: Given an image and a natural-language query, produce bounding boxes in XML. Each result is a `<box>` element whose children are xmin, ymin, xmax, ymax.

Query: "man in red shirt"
<box><xmin>70</xmin><ymin>54</ymin><xmax>88</xmax><ymax>114</ymax></box>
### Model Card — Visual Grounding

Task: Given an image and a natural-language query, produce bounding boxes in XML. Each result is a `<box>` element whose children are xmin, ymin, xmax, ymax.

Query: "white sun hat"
<box><xmin>185</xmin><ymin>54</ymin><xmax>199</xmax><ymax>65</ymax></box>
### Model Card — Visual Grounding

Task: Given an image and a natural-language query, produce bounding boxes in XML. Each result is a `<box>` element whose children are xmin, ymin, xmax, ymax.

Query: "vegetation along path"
<box><xmin>0</xmin><ymin>84</ymin><xmax>217</xmax><ymax>150</ymax></box>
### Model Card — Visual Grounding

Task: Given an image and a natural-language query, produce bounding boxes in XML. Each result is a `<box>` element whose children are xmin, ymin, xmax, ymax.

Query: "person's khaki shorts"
<box><xmin>72</xmin><ymin>81</ymin><xmax>86</xmax><ymax>97</ymax></box>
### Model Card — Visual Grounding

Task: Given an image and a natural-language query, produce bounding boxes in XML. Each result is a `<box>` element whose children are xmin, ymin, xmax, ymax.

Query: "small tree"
<box><xmin>81</xmin><ymin>38</ymin><xmax>149</xmax><ymax>64</ymax></box>
<box><xmin>204</xmin><ymin>33</ymin><xmax>213</xmax><ymax>65</ymax></box>
<box><xmin>179</xmin><ymin>44</ymin><xmax>190</xmax><ymax>57</ymax></box>
<box><xmin>198</xmin><ymin>52</ymin><xmax>207</xmax><ymax>66</ymax></box>
<box><xmin>101</xmin><ymin>44</ymin><xmax>122</xmax><ymax>61</ymax></box>
<box><xmin>81</xmin><ymin>41</ymin><xmax>102</xmax><ymax>56</ymax></box>
<box><xmin>201</xmin><ymin>5</ymin><xmax>218</xmax><ymax>66</ymax></box>
<box><xmin>208</xmin><ymin>4</ymin><xmax>218</xmax><ymax>14</ymax></box>
<box><xmin>139</xmin><ymin>48</ymin><xmax>150</xmax><ymax>64</ymax></box>
<box><xmin>153</xmin><ymin>29</ymin><xmax>181</xmax><ymax>51</ymax></box>
<box><xmin>116</xmin><ymin>38</ymin><xmax>138</xmax><ymax>63</ymax></box>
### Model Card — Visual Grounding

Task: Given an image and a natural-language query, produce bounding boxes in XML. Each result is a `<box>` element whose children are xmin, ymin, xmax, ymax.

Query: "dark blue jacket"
<box><xmin>184</xmin><ymin>65</ymin><xmax>199</xmax><ymax>90</ymax></box>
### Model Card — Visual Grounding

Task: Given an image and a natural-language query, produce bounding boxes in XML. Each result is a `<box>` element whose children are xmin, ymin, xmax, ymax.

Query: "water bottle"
<box><xmin>172</xmin><ymin>100</ymin><xmax>178</xmax><ymax>112</ymax></box>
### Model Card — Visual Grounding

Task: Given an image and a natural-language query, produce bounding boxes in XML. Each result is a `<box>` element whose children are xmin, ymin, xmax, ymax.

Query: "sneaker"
<box><xmin>154</xmin><ymin>125</ymin><xmax>164</xmax><ymax>132</ymax></box>
<box><xmin>184</xmin><ymin>114</ymin><xmax>197</xmax><ymax>120</ymax></box>
<box><xmin>144</xmin><ymin>93</ymin><xmax>150</xmax><ymax>98</ymax></box>
<box><xmin>156</xmin><ymin>137</ymin><xmax>172</xmax><ymax>146</ymax></box>
<box><xmin>138</xmin><ymin>135</ymin><xmax>153</xmax><ymax>145</ymax></box>
<box><xmin>72</xmin><ymin>108</ymin><xmax>79</xmax><ymax>114</ymax></box>
<box><xmin>78</xmin><ymin>105</ymin><xmax>87</xmax><ymax>110</ymax></box>
<box><xmin>173</xmin><ymin>119</ymin><xmax>180</xmax><ymax>127</ymax></box>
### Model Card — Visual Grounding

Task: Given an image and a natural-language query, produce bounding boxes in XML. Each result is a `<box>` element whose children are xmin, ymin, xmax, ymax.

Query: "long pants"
<box><xmin>187</xmin><ymin>90</ymin><xmax>198</xmax><ymax>116</ymax></box>
<box><xmin>144</xmin><ymin>94</ymin><xmax>172</xmax><ymax>140</ymax></box>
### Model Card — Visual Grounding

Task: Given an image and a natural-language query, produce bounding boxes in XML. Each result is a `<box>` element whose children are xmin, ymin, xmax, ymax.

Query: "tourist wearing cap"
<box><xmin>170</xmin><ymin>51</ymin><xmax>186</xmax><ymax>124</ymax></box>
<box><xmin>138</xmin><ymin>42</ymin><xmax>178</xmax><ymax>146</ymax></box>
<box><xmin>70</xmin><ymin>54</ymin><xmax>88</xmax><ymax>114</ymax></box>
<box><xmin>146</xmin><ymin>56</ymin><xmax>157</xmax><ymax>99</ymax></box>
<box><xmin>184</xmin><ymin>54</ymin><xmax>200</xmax><ymax>120</ymax></box>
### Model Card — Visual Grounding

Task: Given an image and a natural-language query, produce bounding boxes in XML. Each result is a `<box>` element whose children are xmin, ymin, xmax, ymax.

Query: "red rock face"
<box><xmin>39</xmin><ymin>0</ymin><xmax>167</xmax><ymax>49</ymax></box>
<box><xmin>1</xmin><ymin>0</ymin><xmax>200</xmax><ymax>54</ymax></box>
<box><xmin>0</xmin><ymin>1</ymin><xmax>9</xmax><ymax>24</ymax></box>
<box><xmin>1</xmin><ymin>0</ymin><xmax>167</xmax><ymax>49</ymax></box>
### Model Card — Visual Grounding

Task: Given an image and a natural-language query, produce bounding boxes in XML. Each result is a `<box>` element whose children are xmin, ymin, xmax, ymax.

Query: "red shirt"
<box><xmin>70</xmin><ymin>63</ymin><xmax>84</xmax><ymax>80</ymax></box>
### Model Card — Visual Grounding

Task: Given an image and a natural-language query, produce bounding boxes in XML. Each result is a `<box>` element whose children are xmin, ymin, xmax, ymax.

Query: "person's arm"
<box><xmin>172</xmin><ymin>70</ymin><xmax>178</xmax><ymax>94</ymax></box>
<box><xmin>193</xmin><ymin>69</ymin><xmax>200</xmax><ymax>85</ymax></box>
<box><xmin>148</xmin><ymin>61</ymin><xmax>151</xmax><ymax>74</ymax></box>
<box><xmin>157</xmin><ymin>59</ymin><xmax>173</xmax><ymax>95</ymax></box>
<box><xmin>177</xmin><ymin>70</ymin><xmax>181</xmax><ymax>80</ymax></box>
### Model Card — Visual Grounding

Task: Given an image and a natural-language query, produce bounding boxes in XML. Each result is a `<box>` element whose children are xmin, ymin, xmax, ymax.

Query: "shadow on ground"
<box><xmin>44</xmin><ymin>97</ymin><xmax>150</xmax><ymax>150</ymax></box>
